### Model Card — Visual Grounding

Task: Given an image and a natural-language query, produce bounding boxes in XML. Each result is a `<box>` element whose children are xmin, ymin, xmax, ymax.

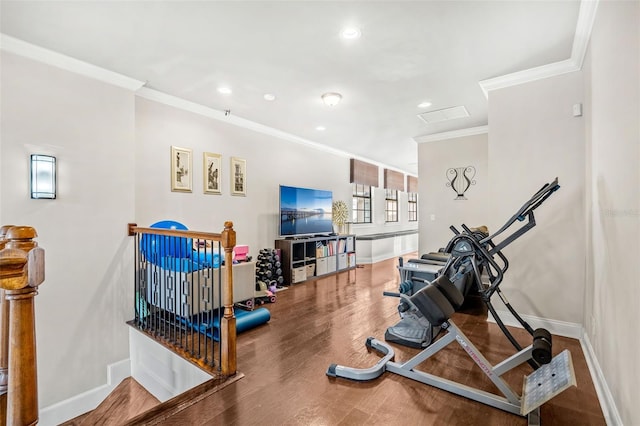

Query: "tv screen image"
<box><xmin>279</xmin><ymin>185</ymin><xmax>333</xmax><ymax>237</ymax></box>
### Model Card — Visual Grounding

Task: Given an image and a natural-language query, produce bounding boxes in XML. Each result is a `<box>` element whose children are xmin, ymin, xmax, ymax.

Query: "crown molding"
<box><xmin>0</xmin><ymin>31</ymin><xmax>413</xmax><ymax>176</ymax></box>
<box><xmin>137</xmin><ymin>87</ymin><xmax>413</xmax><ymax>175</ymax></box>
<box><xmin>414</xmin><ymin>125</ymin><xmax>488</xmax><ymax>144</ymax></box>
<box><xmin>478</xmin><ymin>0</ymin><xmax>599</xmax><ymax>98</ymax></box>
<box><xmin>478</xmin><ymin>59</ymin><xmax>579</xmax><ymax>98</ymax></box>
<box><xmin>571</xmin><ymin>0</ymin><xmax>600</xmax><ymax>69</ymax></box>
<box><xmin>0</xmin><ymin>34</ymin><xmax>145</xmax><ymax>91</ymax></box>
<box><xmin>136</xmin><ymin>87</ymin><xmax>350</xmax><ymax>157</ymax></box>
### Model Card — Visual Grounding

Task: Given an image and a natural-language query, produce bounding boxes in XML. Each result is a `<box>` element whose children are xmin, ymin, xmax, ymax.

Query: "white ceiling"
<box><xmin>0</xmin><ymin>1</ymin><xmax>582</xmax><ymax>175</ymax></box>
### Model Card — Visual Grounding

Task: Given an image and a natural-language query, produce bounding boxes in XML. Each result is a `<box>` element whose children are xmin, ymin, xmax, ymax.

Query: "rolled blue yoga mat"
<box><xmin>212</xmin><ymin>307</ymin><xmax>271</xmax><ymax>336</ymax></box>
<box><xmin>236</xmin><ymin>308</ymin><xmax>271</xmax><ymax>333</ymax></box>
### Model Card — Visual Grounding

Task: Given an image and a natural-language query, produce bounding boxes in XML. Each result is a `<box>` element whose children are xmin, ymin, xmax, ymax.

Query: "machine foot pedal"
<box><xmin>521</xmin><ymin>349</ymin><xmax>576</xmax><ymax>415</ymax></box>
<box><xmin>384</xmin><ymin>320</ymin><xmax>430</xmax><ymax>349</ymax></box>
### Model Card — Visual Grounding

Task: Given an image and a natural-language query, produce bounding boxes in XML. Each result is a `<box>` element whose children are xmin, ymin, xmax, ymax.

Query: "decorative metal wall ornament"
<box><xmin>446</xmin><ymin>166</ymin><xmax>476</xmax><ymax>200</ymax></box>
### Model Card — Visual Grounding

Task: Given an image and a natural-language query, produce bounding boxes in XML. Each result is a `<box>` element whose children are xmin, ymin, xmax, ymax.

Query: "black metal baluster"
<box><xmin>217</xmin><ymin>240</ymin><xmax>222</xmax><ymax>370</ymax></box>
<box><xmin>134</xmin><ymin>232</ymin><xmax>140</xmax><ymax>327</ymax></box>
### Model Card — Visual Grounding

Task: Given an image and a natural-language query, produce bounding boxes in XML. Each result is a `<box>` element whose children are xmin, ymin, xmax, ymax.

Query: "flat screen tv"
<box><xmin>279</xmin><ymin>185</ymin><xmax>333</xmax><ymax>237</ymax></box>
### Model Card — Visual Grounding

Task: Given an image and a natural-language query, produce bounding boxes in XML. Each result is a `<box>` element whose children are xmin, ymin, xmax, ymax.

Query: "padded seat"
<box><xmin>432</xmin><ymin>275</ymin><xmax>464</xmax><ymax>310</ymax></box>
<box><xmin>420</xmin><ymin>252</ymin><xmax>450</xmax><ymax>263</ymax></box>
<box><xmin>409</xmin><ymin>275</ymin><xmax>464</xmax><ymax>325</ymax></box>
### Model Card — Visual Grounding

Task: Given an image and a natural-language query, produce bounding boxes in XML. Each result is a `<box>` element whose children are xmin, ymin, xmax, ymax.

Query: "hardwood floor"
<box><xmin>141</xmin><ymin>256</ymin><xmax>605</xmax><ymax>425</ymax></box>
<box><xmin>62</xmin><ymin>378</ymin><xmax>160</xmax><ymax>425</ymax></box>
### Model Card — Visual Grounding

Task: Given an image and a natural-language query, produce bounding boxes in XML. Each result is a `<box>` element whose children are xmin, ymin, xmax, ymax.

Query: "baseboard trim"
<box><xmin>580</xmin><ymin>331</ymin><xmax>623</xmax><ymax>426</ymax></box>
<box><xmin>486</xmin><ymin>309</ymin><xmax>582</xmax><ymax>339</ymax></box>
<box><xmin>39</xmin><ymin>359</ymin><xmax>131</xmax><ymax>426</ymax></box>
<box><xmin>487</xmin><ymin>309</ymin><xmax>621</xmax><ymax>425</ymax></box>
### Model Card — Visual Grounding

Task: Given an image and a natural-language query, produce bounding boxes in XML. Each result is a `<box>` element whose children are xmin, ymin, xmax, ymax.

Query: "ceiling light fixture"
<box><xmin>341</xmin><ymin>27</ymin><xmax>361</xmax><ymax>39</ymax></box>
<box><xmin>316</xmin><ymin>126</ymin><xmax>326</xmax><ymax>131</ymax></box>
<box><xmin>217</xmin><ymin>87</ymin><xmax>232</xmax><ymax>95</ymax></box>
<box><xmin>321</xmin><ymin>92</ymin><xmax>342</xmax><ymax>107</ymax></box>
<box><xmin>418</xmin><ymin>101</ymin><xmax>432</xmax><ymax>108</ymax></box>
<box><xmin>264</xmin><ymin>93</ymin><xmax>276</xmax><ymax>101</ymax></box>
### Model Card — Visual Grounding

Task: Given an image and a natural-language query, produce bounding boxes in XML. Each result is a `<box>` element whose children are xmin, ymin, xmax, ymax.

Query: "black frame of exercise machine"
<box><xmin>327</xmin><ymin>178</ymin><xmax>569</xmax><ymax>423</ymax></box>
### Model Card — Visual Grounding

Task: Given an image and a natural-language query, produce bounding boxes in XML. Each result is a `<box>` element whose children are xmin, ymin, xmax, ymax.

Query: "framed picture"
<box><xmin>171</xmin><ymin>146</ymin><xmax>192</xmax><ymax>192</ymax></box>
<box><xmin>203</xmin><ymin>152</ymin><xmax>222</xmax><ymax>194</ymax></box>
<box><xmin>230</xmin><ymin>157</ymin><xmax>247</xmax><ymax>196</ymax></box>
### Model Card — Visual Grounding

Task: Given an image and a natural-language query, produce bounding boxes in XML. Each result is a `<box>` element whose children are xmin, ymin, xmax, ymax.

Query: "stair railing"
<box><xmin>127</xmin><ymin>221</ymin><xmax>237</xmax><ymax>377</ymax></box>
<box><xmin>0</xmin><ymin>225</ymin><xmax>46</xmax><ymax>426</ymax></box>
<box><xmin>0</xmin><ymin>224</ymin><xmax>11</xmax><ymax>426</ymax></box>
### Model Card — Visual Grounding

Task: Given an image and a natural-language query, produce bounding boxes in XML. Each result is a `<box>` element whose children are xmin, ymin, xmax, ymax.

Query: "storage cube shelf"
<box><xmin>275</xmin><ymin>235</ymin><xmax>356</xmax><ymax>285</ymax></box>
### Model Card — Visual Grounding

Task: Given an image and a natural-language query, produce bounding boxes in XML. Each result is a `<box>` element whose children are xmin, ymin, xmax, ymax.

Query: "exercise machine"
<box><xmin>327</xmin><ymin>178</ymin><xmax>576</xmax><ymax>424</ymax></box>
<box><xmin>385</xmin><ymin>256</ymin><xmax>475</xmax><ymax>348</ymax></box>
<box><xmin>386</xmin><ymin>227</ymin><xmax>488</xmax><ymax>348</ymax></box>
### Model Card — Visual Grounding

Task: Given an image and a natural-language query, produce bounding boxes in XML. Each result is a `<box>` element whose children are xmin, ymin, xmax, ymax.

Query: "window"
<box><xmin>352</xmin><ymin>184</ymin><xmax>372</xmax><ymax>223</ymax></box>
<box><xmin>408</xmin><ymin>192</ymin><xmax>418</xmax><ymax>222</ymax></box>
<box><xmin>385</xmin><ymin>189</ymin><xmax>398</xmax><ymax>222</ymax></box>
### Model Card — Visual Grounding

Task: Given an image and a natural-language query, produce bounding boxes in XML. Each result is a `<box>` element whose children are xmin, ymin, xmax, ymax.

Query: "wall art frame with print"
<box><xmin>203</xmin><ymin>152</ymin><xmax>222</xmax><ymax>194</ymax></box>
<box><xmin>230</xmin><ymin>157</ymin><xmax>247</xmax><ymax>196</ymax></box>
<box><xmin>171</xmin><ymin>146</ymin><xmax>192</xmax><ymax>192</ymax></box>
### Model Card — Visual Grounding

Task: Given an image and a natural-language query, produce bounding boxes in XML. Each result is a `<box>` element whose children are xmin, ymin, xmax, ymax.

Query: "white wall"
<box><xmin>135</xmin><ymin>97</ymin><xmax>354</xmax><ymax>251</ymax></box>
<box><xmin>135</xmin><ymin>96</ymin><xmax>418</xmax><ymax>256</ymax></box>
<box><xmin>487</xmin><ymin>71</ymin><xmax>585</xmax><ymax>325</ymax></box>
<box><xmin>417</xmin><ymin>132</ymin><xmax>488</xmax><ymax>253</ymax></box>
<box><xmin>0</xmin><ymin>46</ymin><xmax>417</xmax><ymax>416</ymax></box>
<box><xmin>0</xmin><ymin>52</ymin><xmax>136</xmax><ymax>407</ymax></box>
<box><xmin>584</xmin><ymin>1</ymin><xmax>640</xmax><ymax>424</ymax></box>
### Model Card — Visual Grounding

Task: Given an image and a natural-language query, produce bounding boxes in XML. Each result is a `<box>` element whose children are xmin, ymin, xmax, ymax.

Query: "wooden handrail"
<box><xmin>128</xmin><ymin>221</ymin><xmax>237</xmax><ymax>377</ymax></box>
<box><xmin>128</xmin><ymin>223</ymin><xmax>223</xmax><ymax>241</ymax></box>
<box><xmin>0</xmin><ymin>226</ymin><xmax>45</xmax><ymax>426</ymax></box>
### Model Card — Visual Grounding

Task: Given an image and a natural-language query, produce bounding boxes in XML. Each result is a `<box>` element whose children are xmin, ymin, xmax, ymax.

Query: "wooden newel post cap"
<box><xmin>6</xmin><ymin>226</ymin><xmax>39</xmax><ymax>251</ymax></box>
<box><xmin>6</xmin><ymin>226</ymin><xmax>38</xmax><ymax>241</ymax></box>
<box><xmin>221</xmin><ymin>221</ymin><xmax>236</xmax><ymax>250</ymax></box>
<box><xmin>0</xmin><ymin>225</ymin><xmax>15</xmax><ymax>238</ymax></box>
<box><xmin>0</xmin><ymin>225</ymin><xmax>14</xmax><ymax>250</ymax></box>
<box><xmin>0</xmin><ymin>226</ymin><xmax>45</xmax><ymax>289</ymax></box>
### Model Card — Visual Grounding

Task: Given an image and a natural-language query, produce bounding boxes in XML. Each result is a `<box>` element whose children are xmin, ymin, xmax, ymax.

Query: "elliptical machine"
<box><xmin>327</xmin><ymin>178</ymin><xmax>576</xmax><ymax>425</ymax></box>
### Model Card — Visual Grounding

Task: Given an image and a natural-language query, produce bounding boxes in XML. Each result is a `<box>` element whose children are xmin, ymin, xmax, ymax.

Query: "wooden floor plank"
<box><xmin>144</xmin><ymin>257</ymin><xmax>606</xmax><ymax>425</ymax></box>
<box><xmin>61</xmin><ymin>378</ymin><xmax>160</xmax><ymax>426</ymax></box>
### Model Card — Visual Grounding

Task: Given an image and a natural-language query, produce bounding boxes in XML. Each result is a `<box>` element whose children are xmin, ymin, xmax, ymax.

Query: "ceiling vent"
<box><xmin>418</xmin><ymin>106</ymin><xmax>469</xmax><ymax>124</ymax></box>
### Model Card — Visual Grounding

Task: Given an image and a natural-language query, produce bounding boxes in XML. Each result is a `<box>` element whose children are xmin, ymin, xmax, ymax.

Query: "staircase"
<box><xmin>62</xmin><ymin>378</ymin><xmax>160</xmax><ymax>426</ymax></box>
<box><xmin>0</xmin><ymin>222</ymin><xmax>242</xmax><ymax>424</ymax></box>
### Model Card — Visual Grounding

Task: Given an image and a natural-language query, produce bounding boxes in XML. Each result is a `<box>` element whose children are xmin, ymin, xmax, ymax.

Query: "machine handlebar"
<box><xmin>447</xmin><ymin>178</ymin><xmax>560</xmax><ymax>297</ymax></box>
<box><xmin>481</xmin><ymin>177</ymin><xmax>559</xmax><ymax>246</ymax></box>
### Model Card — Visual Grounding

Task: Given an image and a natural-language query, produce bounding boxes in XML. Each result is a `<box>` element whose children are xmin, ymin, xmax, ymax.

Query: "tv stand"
<box><xmin>275</xmin><ymin>235</ymin><xmax>356</xmax><ymax>285</ymax></box>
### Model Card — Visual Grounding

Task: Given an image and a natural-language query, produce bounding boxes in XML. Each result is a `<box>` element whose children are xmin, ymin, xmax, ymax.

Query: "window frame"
<box><xmin>352</xmin><ymin>183</ymin><xmax>372</xmax><ymax>224</ymax></box>
<box><xmin>385</xmin><ymin>189</ymin><xmax>398</xmax><ymax>223</ymax></box>
<box><xmin>408</xmin><ymin>192</ymin><xmax>418</xmax><ymax>222</ymax></box>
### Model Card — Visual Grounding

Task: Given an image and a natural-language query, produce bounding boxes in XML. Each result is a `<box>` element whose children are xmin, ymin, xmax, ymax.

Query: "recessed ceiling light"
<box><xmin>341</xmin><ymin>27</ymin><xmax>361</xmax><ymax>39</ymax></box>
<box><xmin>217</xmin><ymin>87</ymin><xmax>232</xmax><ymax>95</ymax></box>
<box><xmin>264</xmin><ymin>93</ymin><xmax>276</xmax><ymax>101</ymax></box>
<box><xmin>321</xmin><ymin>92</ymin><xmax>342</xmax><ymax>106</ymax></box>
<box><xmin>316</xmin><ymin>126</ymin><xmax>326</xmax><ymax>131</ymax></box>
<box><xmin>418</xmin><ymin>101</ymin><xmax>432</xmax><ymax>108</ymax></box>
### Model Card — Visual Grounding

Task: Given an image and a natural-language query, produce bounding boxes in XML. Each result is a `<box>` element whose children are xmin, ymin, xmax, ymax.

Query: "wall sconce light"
<box><xmin>321</xmin><ymin>92</ymin><xmax>342</xmax><ymax>107</ymax></box>
<box><xmin>30</xmin><ymin>154</ymin><xmax>56</xmax><ymax>199</ymax></box>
